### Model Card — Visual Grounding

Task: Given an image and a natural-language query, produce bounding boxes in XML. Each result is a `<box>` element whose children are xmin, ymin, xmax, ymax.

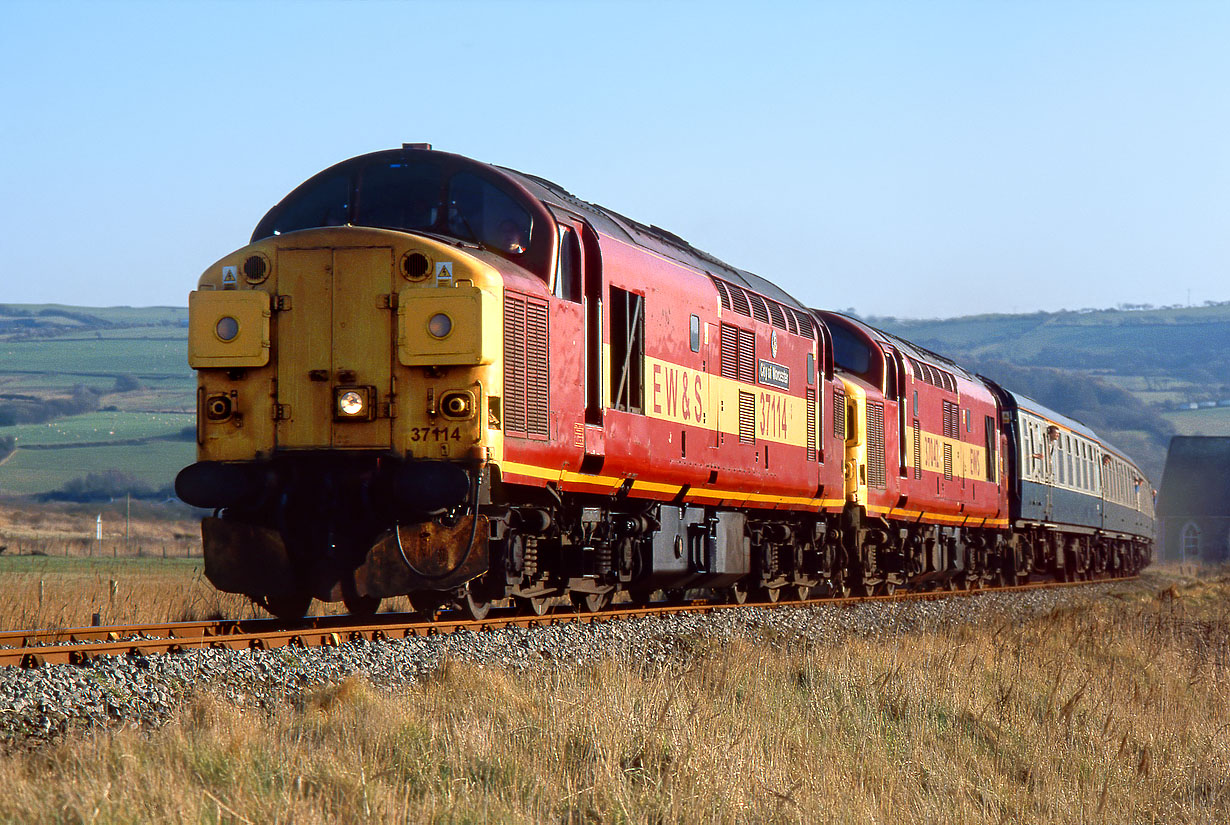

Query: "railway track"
<box><xmin>0</xmin><ymin>576</ymin><xmax>1136</xmax><ymax>668</ymax></box>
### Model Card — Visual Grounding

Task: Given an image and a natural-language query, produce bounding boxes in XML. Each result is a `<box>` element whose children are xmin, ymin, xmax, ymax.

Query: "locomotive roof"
<box><xmin>815</xmin><ymin>311</ymin><xmax>979</xmax><ymax>383</ymax></box>
<box><xmin>499</xmin><ymin>168</ymin><xmax>810</xmax><ymax>314</ymax></box>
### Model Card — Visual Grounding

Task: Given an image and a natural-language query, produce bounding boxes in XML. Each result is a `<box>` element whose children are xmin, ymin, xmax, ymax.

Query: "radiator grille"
<box><xmin>806</xmin><ymin>387</ymin><xmax>817</xmax><ymax>462</ymax></box>
<box><xmin>867</xmin><ymin>401</ymin><xmax>886</xmax><ymax>488</ymax></box>
<box><xmin>738</xmin><ymin>391</ymin><xmax>756</xmax><ymax>444</ymax></box>
<box><xmin>834</xmin><ymin>387</ymin><xmax>846</xmax><ymax>439</ymax></box>
<box><xmin>503</xmin><ymin>293</ymin><xmax>549</xmax><ymax>439</ymax></box>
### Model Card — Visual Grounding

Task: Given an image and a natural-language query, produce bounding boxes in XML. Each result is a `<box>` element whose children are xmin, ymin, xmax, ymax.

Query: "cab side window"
<box><xmin>554</xmin><ymin>226</ymin><xmax>581</xmax><ymax>302</ymax></box>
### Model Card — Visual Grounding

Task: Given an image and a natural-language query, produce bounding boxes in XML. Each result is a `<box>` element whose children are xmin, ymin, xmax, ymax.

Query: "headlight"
<box><xmin>427</xmin><ymin>313</ymin><xmax>452</xmax><ymax>339</ymax></box>
<box><xmin>338</xmin><ymin>390</ymin><xmax>365</xmax><ymax>417</ymax></box>
<box><xmin>215</xmin><ymin>316</ymin><xmax>240</xmax><ymax>342</ymax></box>
<box><xmin>440</xmin><ymin>391</ymin><xmax>475</xmax><ymax>419</ymax></box>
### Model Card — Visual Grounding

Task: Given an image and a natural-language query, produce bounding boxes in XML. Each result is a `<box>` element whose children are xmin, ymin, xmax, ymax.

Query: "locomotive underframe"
<box><xmin>194</xmin><ymin>449</ymin><xmax>1151</xmax><ymax>619</ymax></box>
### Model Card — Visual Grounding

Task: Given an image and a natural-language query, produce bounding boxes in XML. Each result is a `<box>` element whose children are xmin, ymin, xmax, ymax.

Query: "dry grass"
<box><xmin>0</xmin><ymin>568</ymin><xmax>1226</xmax><ymax>823</ymax></box>
<box><xmin>0</xmin><ymin>557</ymin><xmax>264</xmax><ymax>628</ymax></box>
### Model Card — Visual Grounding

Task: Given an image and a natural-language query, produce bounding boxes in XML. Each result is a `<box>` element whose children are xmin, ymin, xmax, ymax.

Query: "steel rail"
<box><xmin>0</xmin><ymin>576</ymin><xmax>1138</xmax><ymax>668</ymax></box>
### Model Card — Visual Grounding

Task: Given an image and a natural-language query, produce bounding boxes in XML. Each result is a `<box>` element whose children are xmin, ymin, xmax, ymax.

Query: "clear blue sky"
<box><xmin>3</xmin><ymin>0</ymin><xmax>1228</xmax><ymax>318</ymax></box>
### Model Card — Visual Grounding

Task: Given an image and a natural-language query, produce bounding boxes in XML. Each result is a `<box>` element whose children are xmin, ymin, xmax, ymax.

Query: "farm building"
<box><xmin>1155</xmin><ymin>436</ymin><xmax>1230</xmax><ymax>563</ymax></box>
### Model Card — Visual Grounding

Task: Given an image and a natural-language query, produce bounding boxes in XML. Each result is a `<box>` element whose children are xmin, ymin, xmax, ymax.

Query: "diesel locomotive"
<box><xmin>175</xmin><ymin>144</ymin><xmax>1154</xmax><ymax>618</ymax></box>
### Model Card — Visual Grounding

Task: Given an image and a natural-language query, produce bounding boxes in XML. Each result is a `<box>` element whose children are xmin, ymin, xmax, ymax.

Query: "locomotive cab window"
<box><xmin>554</xmin><ymin>226</ymin><xmax>581</xmax><ymax>302</ymax></box>
<box><xmin>252</xmin><ymin>154</ymin><xmax>538</xmax><ymax>270</ymax></box>
<box><xmin>263</xmin><ymin>171</ymin><xmax>351</xmax><ymax>236</ymax></box>
<box><xmin>825</xmin><ymin>316</ymin><xmax>882</xmax><ymax>388</ymax></box>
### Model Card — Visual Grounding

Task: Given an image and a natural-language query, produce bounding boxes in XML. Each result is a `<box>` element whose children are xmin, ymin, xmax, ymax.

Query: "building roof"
<box><xmin>1155</xmin><ymin>436</ymin><xmax>1230</xmax><ymax>518</ymax></box>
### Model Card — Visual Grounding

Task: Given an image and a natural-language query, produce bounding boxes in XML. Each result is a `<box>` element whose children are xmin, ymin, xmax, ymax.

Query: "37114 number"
<box><xmin>408</xmin><ymin>426</ymin><xmax>461</xmax><ymax>442</ymax></box>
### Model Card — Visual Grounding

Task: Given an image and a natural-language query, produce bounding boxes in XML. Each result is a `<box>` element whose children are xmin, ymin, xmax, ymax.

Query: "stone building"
<box><xmin>1155</xmin><ymin>436</ymin><xmax>1230</xmax><ymax>563</ymax></box>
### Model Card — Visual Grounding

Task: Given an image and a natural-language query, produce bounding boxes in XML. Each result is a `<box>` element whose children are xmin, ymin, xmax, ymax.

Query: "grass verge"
<box><xmin>0</xmin><ymin>568</ymin><xmax>1225</xmax><ymax>823</ymax></box>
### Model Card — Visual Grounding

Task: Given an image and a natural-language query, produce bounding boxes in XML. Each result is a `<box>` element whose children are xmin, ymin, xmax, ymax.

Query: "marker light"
<box><xmin>215</xmin><ymin>316</ymin><xmax>240</xmax><ymax>342</ymax></box>
<box><xmin>427</xmin><ymin>313</ymin><xmax>452</xmax><ymax>339</ymax></box>
<box><xmin>338</xmin><ymin>390</ymin><xmax>365</xmax><ymax>417</ymax></box>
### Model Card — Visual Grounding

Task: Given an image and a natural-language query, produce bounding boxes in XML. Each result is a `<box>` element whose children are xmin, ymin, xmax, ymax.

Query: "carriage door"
<box><xmin>274</xmin><ymin>246</ymin><xmax>394</xmax><ymax>450</ymax></box>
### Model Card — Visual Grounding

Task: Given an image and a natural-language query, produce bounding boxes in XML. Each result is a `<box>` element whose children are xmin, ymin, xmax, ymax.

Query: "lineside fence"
<box><xmin>0</xmin><ymin>538</ymin><xmax>202</xmax><ymax>559</ymax></box>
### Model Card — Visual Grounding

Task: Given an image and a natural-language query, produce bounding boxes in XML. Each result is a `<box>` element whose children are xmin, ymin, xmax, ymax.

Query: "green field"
<box><xmin>1161</xmin><ymin>407</ymin><xmax>1230</xmax><ymax>436</ymax></box>
<box><xmin>2</xmin><ymin>411</ymin><xmax>192</xmax><ymax>447</ymax></box>
<box><xmin>0</xmin><ymin>336</ymin><xmax>189</xmax><ymax>378</ymax></box>
<box><xmin>0</xmin><ymin>440</ymin><xmax>195</xmax><ymax>495</ymax></box>
<box><xmin>0</xmin><ymin>305</ymin><xmax>197</xmax><ymax>495</ymax></box>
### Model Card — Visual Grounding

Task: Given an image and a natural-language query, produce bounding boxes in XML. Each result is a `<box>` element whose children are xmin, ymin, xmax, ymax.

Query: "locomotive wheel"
<box><xmin>571</xmin><ymin>591</ymin><xmax>611</xmax><ymax>613</ymax></box>
<box><xmin>728</xmin><ymin>581</ymin><xmax>750</xmax><ymax>605</ymax></box>
<box><xmin>627</xmin><ymin>587</ymin><xmax>656</xmax><ymax>607</ymax></box>
<box><xmin>517</xmin><ymin>595</ymin><xmax>551</xmax><ymax>616</ymax></box>
<box><xmin>259</xmin><ymin>593</ymin><xmax>312</xmax><ymax>620</ymax></box>
<box><xmin>342</xmin><ymin>580</ymin><xmax>381</xmax><ymax>618</ymax></box>
<box><xmin>463</xmin><ymin>588</ymin><xmax>492</xmax><ymax>620</ymax></box>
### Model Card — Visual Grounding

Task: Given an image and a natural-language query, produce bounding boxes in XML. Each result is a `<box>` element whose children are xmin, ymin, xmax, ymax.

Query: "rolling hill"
<box><xmin>3</xmin><ymin>301</ymin><xmax>1227</xmax><ymax>495</ymax></box>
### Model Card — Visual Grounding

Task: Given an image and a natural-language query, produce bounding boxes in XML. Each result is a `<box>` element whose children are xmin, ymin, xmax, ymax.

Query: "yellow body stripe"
<box><xmin>499</xmin><ymin>461</ymin><xmax>841</xmax><ymax>509</ymax></box>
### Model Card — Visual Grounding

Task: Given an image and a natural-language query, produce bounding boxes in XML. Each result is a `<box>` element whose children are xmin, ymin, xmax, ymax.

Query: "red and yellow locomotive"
<box><xmin>177</xmin><ymin>145</ymin><xmax>1152</xmax><ymax>617</ymax></box>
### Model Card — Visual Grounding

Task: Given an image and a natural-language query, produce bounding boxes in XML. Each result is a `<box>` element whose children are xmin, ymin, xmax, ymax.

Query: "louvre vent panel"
<box><xmin>720</xmin><ymin>323</ymin><xmax>739</xmax><ymax>380</ymax></box>
<box><xmin>943</xmin><ymin>443</ymin><xmax>953</xmax><ymax>481</ymax></box>
<box><xmin>806</xmin><ymin>388</ymin><xmax>817</xmax><ymax>462</ymax></box>
<box><xmin>503</xmin><ymin>294</ymin><xmax>549</xmax><ymax>439</ymax></box>
<box><xmin>749</xmin><ymin>294</ymin><xmax>770</xmax><ymax>324</ymax></box>
<box><xmin>737</xmin><ymin>329</ymin><xmax>756</xmax><ymax>383</ymax></box>
<box><xmin>766</xmin><ymin>300</ymin><xmax>785</xmax><ymax>329</ymax></box>
<box><xmin>729</xmin><ymin>285</ymin><xmax>751</xmax><ymax>317</ymax></box>
<box><xmin>942</xmin><ymin>400</ymin><xmax>960</xmax><ymax>440</ymax></box>
<box><xmin>738</xmin><ymin>391</ymin><xmax>756</xmax><ymax>444</ymax></box>
<box><xmin>525</xmin><ymin>300</ymin><xmax>549</xmax><ymax>438</ymax></box>
<box><xmin>834</xmin><ymin>387</ymin><xmax>846</xmax><ymax>439</ymax></box>
<box><xmin>712</xmin><ymin>278</ymin><xmax>731</xmax><ymax>310</ymax></box>
<box><xmin>867</xmin><ymin>401</ymin><xmax>886</xmax><ymax>488</ymax></box>
<box><xmin>913</xmin><ymin>420</ymin><xmax>922</xmax><ymax>479</ymax></box>
<box><xmin>503</xmin><ymin>296</ymin><xmax>527</xmax><ymax>435</ymax></box>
